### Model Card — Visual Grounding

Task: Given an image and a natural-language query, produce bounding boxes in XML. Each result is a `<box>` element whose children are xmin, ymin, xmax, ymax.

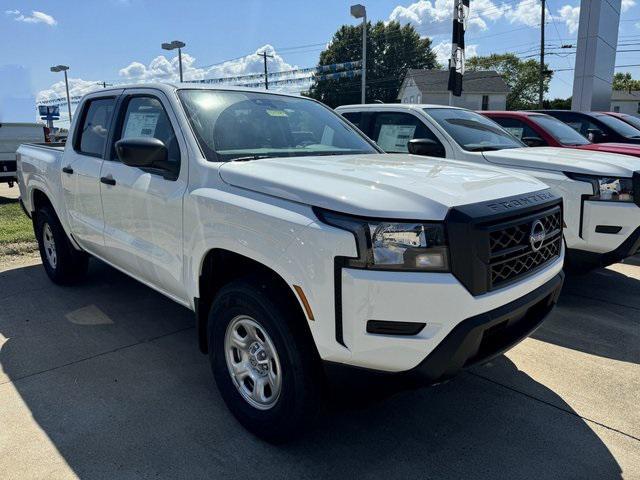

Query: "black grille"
<box><xmin>0</xmin><ymin>161</ymin><xmax>17</xmax><ymax>173</ymax></box>
<box><xmin>488</xmin><ymin>209</ymin><xmax>562</xmax><ymax>289</ymax></box>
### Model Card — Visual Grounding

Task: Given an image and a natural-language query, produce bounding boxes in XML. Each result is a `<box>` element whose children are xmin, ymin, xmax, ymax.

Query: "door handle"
<box><xmin>100</xmin><ymin>176</ymin><xmax>116</xmax><ymax>186</ymax></box>
<box><xmin>62</xmin><ymin>166</ymin><xmax>74</xmax><ymax>174</ymax></box>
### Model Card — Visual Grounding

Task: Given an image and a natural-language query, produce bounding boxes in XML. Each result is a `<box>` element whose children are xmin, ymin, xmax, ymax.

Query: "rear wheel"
<box><xmin>35</xmin><ymin>206</ymin><xmax>88</xmax><ymax>284</ymax></box>
<box><xmin>208</xmin><ymin>277</ymin><xmax>322</xmax><ymax>442</ymax></box>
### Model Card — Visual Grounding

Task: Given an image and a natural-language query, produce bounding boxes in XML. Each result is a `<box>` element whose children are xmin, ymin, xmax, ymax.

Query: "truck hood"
<box><xmin>218</xmin><ymin>153</ymin><xmax>547</xmax><ymax>220</ymax></box>
<box><xmin>483</xmin><ymin>146</ymin><xmax>640</xmax><ymax>177</ymax></box>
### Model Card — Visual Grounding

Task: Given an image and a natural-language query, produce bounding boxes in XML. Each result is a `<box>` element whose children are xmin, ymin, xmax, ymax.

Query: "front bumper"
<box><xmin>568</xmin><ymin>225</ymin><xmax>640</xmax><ymax>268</ymax></box>
<box><xmin>337</xmin><ymin>252</ymin><xmax>564</xmax><ymax>373</ymax></box>
<box><xmin>410</xmin><ymin>271</ymin><xmax>563</xmax><ymax>383</ymax></box>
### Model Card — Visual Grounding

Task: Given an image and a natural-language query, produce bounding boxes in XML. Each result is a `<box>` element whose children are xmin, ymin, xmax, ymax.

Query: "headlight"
<box><xmin>565</xmin><ymin>173</ymin><xmax>635</xmax><ymax>202</ymax></box>
<box><xmin>315</xmin><ymin>208</ymin><xmax>449</xmax><ymax>272</ymax></box>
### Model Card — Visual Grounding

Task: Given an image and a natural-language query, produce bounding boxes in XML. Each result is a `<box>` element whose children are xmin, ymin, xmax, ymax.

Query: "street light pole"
<box><xmin>162</xmin><ymin>40</ymin><xmax>187</xmax><ymax>82</ymax></box>
<box><xmin>50</xmin><ymin>65</ymin><xmax>72</xmax><ymax>123</ymax></box>
<box><xmin>351</xmin><ymin>4</ymin><xmax>367</xmax><ymax>104</ymax></box>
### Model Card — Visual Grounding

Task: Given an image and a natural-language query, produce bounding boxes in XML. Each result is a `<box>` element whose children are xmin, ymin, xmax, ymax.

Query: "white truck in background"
<box><xmin>0</xmin><ymin>122</ymin><xmax>48</xmax><ymax>187</ymax></box>
<box><xmin>17</xmin><ymin>84</ymin><xmax>564</xmax><ymax>440</ymax></box>
<box><xmin>337</xmin><ymin>104</ymin><xmax>640</xmax><ymax>271</ymax></box>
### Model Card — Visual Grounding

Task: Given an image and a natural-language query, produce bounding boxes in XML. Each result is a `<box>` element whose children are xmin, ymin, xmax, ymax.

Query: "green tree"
<box><xmin>613</xmin><ymin>72</ymin><xmax>640</xmax><ymax>92</ymax></box>
<box><xmin>467</xmin><ymin>53</ymin><xmax>552</xmax><ymax>110</ymax></box>
<box><xmin>307</xmin><ymin>21</ymin><xmax>438</xmax><ymax>107</ymax></box>
<box><xmin>543</xmin><ymin>97</ymin><xmax>572</xmax><ymax>109</ymax></box>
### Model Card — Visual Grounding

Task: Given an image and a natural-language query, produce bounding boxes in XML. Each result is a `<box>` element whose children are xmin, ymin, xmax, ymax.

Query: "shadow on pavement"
<box><xmin>0</xmin><ymin>261</ymin><xmax>624</xmax><ymax>479</ymax></box>
<box><xmin>532</xmin><ymin>267</ymin><xmax>640</xmax><ymax>364</ymax></box>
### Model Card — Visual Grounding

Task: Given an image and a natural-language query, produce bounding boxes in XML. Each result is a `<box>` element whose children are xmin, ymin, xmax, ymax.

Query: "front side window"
<box><xmin>529</xmin><ymin>115</ymin><xmax>590</xmax><ymax>146</ymax></box>
<box><xmin>426</xmin><ymin>108</ymin><xmax>524</xmax><ymax>151</ymax></box>
<box><xmin>76</xmin><ymin>97</ymin><xmax>116</xmax><ymax>156</ymax></box>
<box><xmin>178</xmin><ymin>90</ymin><xmax>378</xmax><ymax>161</ymax></box>
<box><xmin>115</xmin><ymin>96</ymin><xmax>181</xmax><ymax>173</ymax></box>
<box><xmin>370</xmin><ymin>111</ymin><xmax>443</xmax><ymax>154</ymax></box>
<box><xmin>491</xmin><ymin>117</ymin><xmax>542</xmax><ymax>142</ymax></box>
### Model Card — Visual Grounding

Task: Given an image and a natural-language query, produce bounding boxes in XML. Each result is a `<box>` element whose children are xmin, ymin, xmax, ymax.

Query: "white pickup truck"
<box><xmin>18</xmin><ymin>84</ymin><xmax>564</xmax><ymax>440</ymax></box>
<box><xmin>337</xmin><ymin>104</ymin><xmax>640</xmax><ymax>270</ymax></box>
<box><xmin>1</xmin><ymin>122</ymin><xmax>48</xmax><ymax>187</ymax></box>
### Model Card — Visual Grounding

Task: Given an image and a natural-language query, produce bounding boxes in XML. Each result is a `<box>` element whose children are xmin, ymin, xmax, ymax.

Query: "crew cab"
<box><xmin>336</xmin><ymin>104</ymin><xmax>640</xmax><ymax>270</ymax></box>
<box><xmin>18</xmin><ymin>85</ymin><xmax>564</xmax><ymax>440</ymax></box>
<box><xmin>481</xmin><ymin>110</ymin><xmax>640</xmax><ymax>158</ymax></box>
<box><xmin>539</xmin><ymin>110</ymin><xmax>640</xmax><ymax>144</ymax></box>
<box><xmin>0</xmin><ymin>122</ymin><xmax>48</xmax><ymax>187</ymax></box>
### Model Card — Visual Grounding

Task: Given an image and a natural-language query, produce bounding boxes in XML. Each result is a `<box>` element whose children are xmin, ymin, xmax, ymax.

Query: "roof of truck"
<box><xmin>93</xmin><ymin>82</ymin><xmax>303</xmax><ymax>99</ymax></box>
<box><xmin>336</xmin><ymin>103</ymin><xmax>466</xmax><ymax>111</ymax></box>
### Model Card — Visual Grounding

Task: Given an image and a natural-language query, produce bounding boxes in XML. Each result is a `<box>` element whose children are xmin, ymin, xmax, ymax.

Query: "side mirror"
<box><xmin>408</xmin><ymin>138</ymin><xmax>446</xmax><ymax>158</ymax></box>
<box><xmin>587</xmin><ymin>129</ymin><xmax>605</xmax><ymax>143</ymax></box>
<box><xmin>521</xmin><ymin>136</ymin><xmax>547</xmax><ymax>147</ymax></box>
<box><xmin>115</xmin><ymin>137</ymin><xmax>168</xmax><ymax>169</ymax></box>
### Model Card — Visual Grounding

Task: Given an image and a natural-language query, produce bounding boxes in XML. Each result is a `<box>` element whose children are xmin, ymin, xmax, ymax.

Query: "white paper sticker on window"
<box><xmin>123</xmin><ymin>112</ymin><xmax>160</xmax><ymax>139</ymax></box>
<box><xmin>377</xmin><ymin>124</ymin><xmax>416</xmax><ymax>152</ymax></box>
<box><xmin>503</xmin><ymin>127</ymin><xmax>524</xmax><ymax>140</ymax></box>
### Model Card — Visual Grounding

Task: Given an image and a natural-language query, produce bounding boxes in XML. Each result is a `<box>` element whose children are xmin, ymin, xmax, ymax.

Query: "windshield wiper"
<box><xmin>230</xmin><ymin>155</ymin><xmax>272</xmax><ymax>162</ymax></box>
<box><xmin>466</xmin><ymin>146</ymin><xmax>503</xmax><ymax>152</ymax></box>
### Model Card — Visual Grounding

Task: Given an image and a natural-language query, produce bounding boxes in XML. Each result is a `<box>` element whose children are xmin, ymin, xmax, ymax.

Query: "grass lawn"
<box><xmin>0</xmin><ymin>199</ymin><xmax>36</xmax><ymax>255</ymax></box>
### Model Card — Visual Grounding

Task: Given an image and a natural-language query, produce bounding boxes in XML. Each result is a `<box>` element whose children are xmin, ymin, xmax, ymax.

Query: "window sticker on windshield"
<box><xmin>377</xmin><ymin>124</ymin><xmax>416</xmax><ymax>152</ymax></box>
<box><xmin>266</xmin><ymin>109</ymin><xmax>287</xmax><ymax>117</ymax></box>
<box><xmin>123</xmin><ymin>112</ymin><xmax>160</xmax><ymax>138</ymax></box>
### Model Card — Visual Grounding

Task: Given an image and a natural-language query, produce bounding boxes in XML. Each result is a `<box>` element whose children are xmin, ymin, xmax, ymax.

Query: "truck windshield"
<box><xmin>178</xmin><ymin>89</ymin><xmax>378</xmax><ymax>161</ymax></box>
<box><xmin>425</xmin><ymin>108</ymin><xmax>524</xmax><ymax>151</ymax></box>
<box><xmin>529</xmin><ymin>114</ymin><xmax>590</xmax><ymax>146</ymax></box>
<box><xmin>595</xmin><ymin>114</ymin><xmax>640</xmax><ymax>138</ymax></box>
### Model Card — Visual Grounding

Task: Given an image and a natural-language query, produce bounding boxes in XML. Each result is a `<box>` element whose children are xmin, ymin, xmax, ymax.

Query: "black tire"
<box><xmin>208</xmin><ymin>277</ymin><xmax>322</xmax><ymax>442</ymax></box>
<box><xmin>35</xmin><ymin>206</ymin><xmax>89</xmax><ymax>285</ymax></box>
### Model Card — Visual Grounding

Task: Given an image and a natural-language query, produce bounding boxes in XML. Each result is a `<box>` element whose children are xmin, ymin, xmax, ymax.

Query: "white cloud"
<box><xmin>118</xmin><ymin>45</ymin><xmax>296</xmax><ymax>84</ymax></box>
<box><xmin>5</xmin><ymin>9</ymin><xmax>57</xmax><ymax>26</ymax></box>
<box><xmin>504</xmin><ymin>0</ymin><xmax>550</xmax><ymax>28</ymax></box>
<box><xmin>388</xmin><ymin>0</ymin><xmax>508</xmax><ymax>35</ymax></box>
<box><xmin>37</xmin><ymin>45</ymin><xmax>302</xmax><ymax>106</ymax></box>
<box><xmin>433</xmin><ymin>40</ymin><xmax>478</xmax><ymax>65</ymax></box>
<box><xmin>557</xmin><ymin>5</ymin><xmax>580</xmax><ymax>34</ymax></box>
<box><xmin>622</xmin><ymin>0</ymin><xmax>636</xmax><ymax>12</ymax></box>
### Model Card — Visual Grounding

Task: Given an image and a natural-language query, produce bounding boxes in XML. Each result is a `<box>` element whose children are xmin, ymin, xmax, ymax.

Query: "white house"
<box><xmin>610</xmin><ymin>90</ymin><xmax>640</xmax><ymax>116</ymax></box>
<box><xmin>397</xmin><ymin>69</ymin><xmax>509</xmax><ymax>110</ymax></box>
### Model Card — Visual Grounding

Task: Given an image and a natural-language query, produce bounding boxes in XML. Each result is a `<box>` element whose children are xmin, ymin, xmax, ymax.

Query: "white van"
<box><xmin>1</xmin><ymin>122</ymin><xmax>47</xmax><ymax>186</ymax></box>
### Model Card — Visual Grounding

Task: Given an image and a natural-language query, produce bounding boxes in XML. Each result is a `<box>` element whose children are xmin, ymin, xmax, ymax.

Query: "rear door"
<box><xmin>61</xmin><ymin>95</ymin><xmax>119</xmax><ymax>254</ymax></box>
<box><xmin>99</xmin><ymin>89</ymin><xmax>188</xmax><ymax>300</ymax></box>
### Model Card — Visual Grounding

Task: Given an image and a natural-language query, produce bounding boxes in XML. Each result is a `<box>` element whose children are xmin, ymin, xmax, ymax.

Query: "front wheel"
<box><xmin>35</xmin><ymin>206</ymin><xmax>88</xmax><ymax>284</ymax></box>
<box><xmin>208</xmin><ymin>277</ymin><xmax>322</xmax><ymax>442</ymax></box>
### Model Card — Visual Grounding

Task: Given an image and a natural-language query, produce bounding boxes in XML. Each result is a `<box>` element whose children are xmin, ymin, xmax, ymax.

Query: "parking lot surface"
<box><xmin>0</xmin><ymin>258</ymin><xmax>638</xmax><ymax>479</ymax></box>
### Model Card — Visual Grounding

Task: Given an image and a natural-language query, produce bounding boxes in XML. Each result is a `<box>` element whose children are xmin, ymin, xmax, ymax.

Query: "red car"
<box><xmin>481</xmin><ymin>111</ymin><xmax>640</xmax><ymax>158</ymax></box>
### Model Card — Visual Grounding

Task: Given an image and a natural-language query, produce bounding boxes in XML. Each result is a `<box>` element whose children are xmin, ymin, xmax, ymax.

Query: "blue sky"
<box><xmin>2</xmin><ymin>0</ymin><xmax>640</xmax><ymax>124</ymax></box>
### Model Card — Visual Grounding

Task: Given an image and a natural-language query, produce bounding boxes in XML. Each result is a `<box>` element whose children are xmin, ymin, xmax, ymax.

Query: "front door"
<box><xmin>61</xmin><ymin>95</ymin><xmax>118</xmax><ymax>255</ymax></box>
<box><xmin>99</xmin><ymin>90</ymin><xmax>187</xmax><ymax>300</ymax></box>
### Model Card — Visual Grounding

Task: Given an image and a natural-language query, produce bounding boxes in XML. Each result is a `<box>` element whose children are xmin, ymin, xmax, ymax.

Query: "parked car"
<box><xmin>0</xmin><ymin>122</ymin><xmax>48</xmax><ymax>187</ymax></box>
<box><xmin>336</xmin><ymin>104</ymin><xmax>640</xmax><ymax>270</ymax></box>
<box><xmin>600</xmin><ymin>111</ymin><xmax>640</xmax><ymax>132</ymax></box>
<box><xmin>17</xmin><ymin>84</ymin><xmax>564</xmax><ymax>440</ymax></box>
<box><xmin>481</xmin><ymin>110</ymin><xmax>640</xmax><ymax>158</ymax></box>
<box><xmin>538</xmin><ymin>110</ymin><xmax>640</xmax><ymax>144</ymax></box>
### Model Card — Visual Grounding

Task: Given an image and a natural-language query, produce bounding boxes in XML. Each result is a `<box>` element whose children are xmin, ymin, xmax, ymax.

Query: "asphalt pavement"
<box><xmin>0</xmin><ymin>258</ymin><xmax>638</xmax><ymax>479</ymax></box>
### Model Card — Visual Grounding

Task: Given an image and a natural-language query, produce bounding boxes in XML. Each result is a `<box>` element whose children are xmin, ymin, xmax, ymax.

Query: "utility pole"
<box><xmin>351</xmin><ymin>4</ymin><xmax>367</xmax><ymax>104</ymax></box>
<box><xmin>539</xmin><ymin>0</ymin><xmax>545</xmax><ymax>109</ymax></box>
<box><xmin>97</xmin><ymin>81</ymin><xmax>113</xmax><ymax>88</ymax></box>
<box><xmin>258</xmin><ymin>51</ymin><xmax>274</xmax><ymax>89</ymax></box>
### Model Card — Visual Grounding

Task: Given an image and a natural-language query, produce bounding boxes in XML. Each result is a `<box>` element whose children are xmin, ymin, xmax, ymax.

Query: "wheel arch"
<box><xmin>195</xmin><ymin>248</ymin><xmax>312</xmax><ymax>354</ymax></box>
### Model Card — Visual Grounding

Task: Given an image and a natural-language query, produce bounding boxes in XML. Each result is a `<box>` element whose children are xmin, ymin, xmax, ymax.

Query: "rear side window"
<box><xmin>76</xmin><ymin>98</ymin><xmax>116</xmax><ymax>157</ymax></box>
